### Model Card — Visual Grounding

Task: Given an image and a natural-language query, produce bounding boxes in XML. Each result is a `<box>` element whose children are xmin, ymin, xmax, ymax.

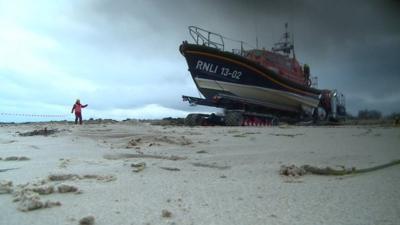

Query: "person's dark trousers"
<box><xmin>75</xmin><ymin>112</ymin><xmax>82</xmax><ymax>125</ymax></box>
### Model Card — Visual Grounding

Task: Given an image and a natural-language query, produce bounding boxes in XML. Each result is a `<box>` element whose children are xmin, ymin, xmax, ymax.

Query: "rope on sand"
<box><xmin>103</xmin><ymin>153</ymin><xmax>187</xmax><ymax>161</ymax></box>
<box><xmin>0</xmin><ymin>167</ymin><xmax>20</xmax><ymax>173</ymax></box>
<box><xmin>280</xmin><ymin>159</ymin><xmax>400</xmax><ymax>176</ymax></box>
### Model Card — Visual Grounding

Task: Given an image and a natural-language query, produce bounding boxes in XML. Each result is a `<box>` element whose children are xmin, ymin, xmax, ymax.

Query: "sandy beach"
<box><xmin>0</xmin><ymin>122</ymin><xmax>399</xmax><ymax>225</ymax></box>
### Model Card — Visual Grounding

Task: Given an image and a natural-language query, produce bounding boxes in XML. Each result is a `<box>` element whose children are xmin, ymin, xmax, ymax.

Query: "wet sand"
<box><xmin>0</xmin><ymin>122</ymin><xmax>399</xmax><ymax>225</ymax></box>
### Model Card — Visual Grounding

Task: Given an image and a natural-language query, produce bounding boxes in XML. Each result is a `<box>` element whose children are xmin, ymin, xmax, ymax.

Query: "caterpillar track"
<box><xmin>184</xmin><ymin>111</ymin><xmax>279</xmax><ymax>127</ymax></box>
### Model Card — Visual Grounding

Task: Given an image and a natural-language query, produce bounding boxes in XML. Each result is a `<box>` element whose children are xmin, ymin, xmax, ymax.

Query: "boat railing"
<box><xmin>189</xmin><ymin>26</ymin><xmax>225</xmax><ymax>51</ymax></box>
<box><xmin>188</xmin><ymin>26</ymin><xmax>250</xmax><ymax>56</ymax></box>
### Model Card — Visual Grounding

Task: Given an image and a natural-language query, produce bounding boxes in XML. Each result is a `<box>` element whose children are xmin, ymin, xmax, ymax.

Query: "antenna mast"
<box><xmin>272</xmin><ymin>23</ymin><xmax>294</xmax><ymax>57</ymax></box>
<box><xmin>256</xmin><ymin>37</ymin><xmax>259</xmax><ymax>49</ymax></box>
<box><xmin>292</xmin><ymin>29</ymin><xmax>296</xmax><ymax>59</ymax></box>
<box><xmin>283</xmin><ymin>22</ymin><xmax>289</xmax><ymax>45</ymax></box>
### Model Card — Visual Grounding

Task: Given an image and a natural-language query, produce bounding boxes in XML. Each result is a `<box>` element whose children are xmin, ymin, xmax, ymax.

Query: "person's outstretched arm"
<box><xmin>82</xmin><ymin>104</ymin><xmax>88</xmax><ymax>108</ymax></box>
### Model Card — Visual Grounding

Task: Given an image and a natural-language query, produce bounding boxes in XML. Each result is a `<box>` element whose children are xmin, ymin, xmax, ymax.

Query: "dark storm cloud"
<box><xmin>80</xmin><ymin>0</ymin><xmax>400</xmax><ymax>114</ymax></box>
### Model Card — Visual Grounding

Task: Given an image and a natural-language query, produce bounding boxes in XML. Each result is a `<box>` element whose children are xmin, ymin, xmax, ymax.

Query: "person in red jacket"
<box><xmin>71</xmin><ymin>99</ymin><xmax>88</xmax><ymax>125</ymax></box>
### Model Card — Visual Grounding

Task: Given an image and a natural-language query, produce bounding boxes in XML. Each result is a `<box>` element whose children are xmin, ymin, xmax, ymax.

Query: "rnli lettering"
<box><xmin>195</xmin><ymin>60</ymin><xmax>242</xmax><ymax>80</ymax></box>
<box><xmin>196</xmin><ymin>60</ymin><xmax>218</xmax><ymax>73</ymax></box>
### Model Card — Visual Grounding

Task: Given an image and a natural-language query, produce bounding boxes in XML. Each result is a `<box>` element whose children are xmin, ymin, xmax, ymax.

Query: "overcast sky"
<box><xmin>1</xmin><ymin>0</ymin><xmax>399</xmax><ymax>122</ymax></box>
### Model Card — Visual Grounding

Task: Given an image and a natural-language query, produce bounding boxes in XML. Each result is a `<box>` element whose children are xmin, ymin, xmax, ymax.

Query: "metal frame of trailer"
<box><xmin>182</xmin><ymin>94</ymin><xmax>289</xmax><ymax>126</ymax></box>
